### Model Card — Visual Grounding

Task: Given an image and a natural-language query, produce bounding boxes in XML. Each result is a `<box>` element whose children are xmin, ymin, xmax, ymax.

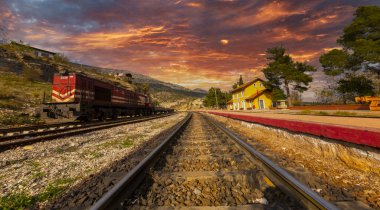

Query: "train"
<box><xmin>40</xmin><ymin>72</ymin><xmax>173</xmax><ymax>122</ymax></box>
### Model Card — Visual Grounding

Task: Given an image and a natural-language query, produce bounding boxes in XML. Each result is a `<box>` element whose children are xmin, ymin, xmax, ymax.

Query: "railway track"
<box><xmin>0</xmin><ymin>113</ymin><xmax>174</xmax><ymax>150</ymax></box>
<box><xmin>90</xmin><ymin>113</ymin><xmax>338</xmax><ymax>210</ymax></box>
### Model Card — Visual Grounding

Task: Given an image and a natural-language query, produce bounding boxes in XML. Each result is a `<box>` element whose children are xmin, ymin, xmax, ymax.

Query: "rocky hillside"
<box><xmin>0</xmin><ymin>42</ymin><xmax>205</xmax><ymax>126</ymax></box>
<box><xmin>85</xmin><ymin>66</ymin><xmax>206</xmax><ymax>98</ymax></box>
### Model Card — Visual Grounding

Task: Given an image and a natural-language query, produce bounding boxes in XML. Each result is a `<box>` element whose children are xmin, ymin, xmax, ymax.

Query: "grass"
<box><xmin>37</xmin><ymin>178</ymin><xmax>74</xmax><ymax>201</ymax></box>
<box><xmin>333</xmin><ymin>111</ymin><xmax>357</xmax><ymax>117</ymax></box>
<box><xmin>0</xmin><ymin>113</ymin><xmax>43</xmax><ymax>126</ymax></box>
<box><xmin>316</xmin><ymin>111</ymin><xmax>329</xmax><ymax>116</ymax></box>
<box><xmin>88</xmin><ymin>151</ymin><xmax>104</xmax><ymax>159</ymax></box>
<box><xmin>296</xmin><ymin>109</ymin><xmax>378</xmax><ymax>118</ymax></box>
<box><xmin>29</xmin><ymin>161</ymin><xmax>46</xmax><ymax>179</ymax></box>
<box><xmin>55</xmin><ymin>146</ymin><xmax>77</xmax><ymax>154</ymax></box>
<box><xmin>121</xmin><ymin>139</ymin><xmax>134</xmax><ymax>148</ymax></box>
<box><xmin>0</xmin><ymin>192</ymin><xmax>37</xmax><ymax>210</ymax></box>
<box><xmin>0</xmin><ymin>72</ymin><xmax>51</xmax><ymax>108</ymax></box>
<box><xmin>0</xmin><ymin>71</ymin><xmax>50</xmax><ymax>127</ymax></box>
<box><xmin>299</xmin><ymin>109</ymin><xmax>313</xmax><ymax>115</ymax></box>
<box><xmin>0</xmin><ymin>178</ymin><xmax>74</xmax><ymax>209</ymax></box>
<box><xmin>98</xmin><ymin>136</ymin><xmax>137</xmax><ymax>149</ymax></box>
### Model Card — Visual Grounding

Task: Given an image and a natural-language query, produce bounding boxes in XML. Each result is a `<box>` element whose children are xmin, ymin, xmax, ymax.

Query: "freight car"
<box><xmin>41</xmin><ymin>72</ymin><xmax>172</xmax><ymax>122</ymax></box>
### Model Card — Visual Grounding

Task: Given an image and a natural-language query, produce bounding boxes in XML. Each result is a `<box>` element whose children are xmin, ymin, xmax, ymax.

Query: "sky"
<box><xmin>1</xmin><ymin>0</ymin><xmax>380</xmax><ymax>99</ymax></box>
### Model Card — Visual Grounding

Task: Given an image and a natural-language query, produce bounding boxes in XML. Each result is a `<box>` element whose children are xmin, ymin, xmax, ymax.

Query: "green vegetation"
<box><xmin>121</xmin><ymin>139</ymin><xmax>134</xmax><ymax>148</ymax></box>
<box><xmin>333</xmin><ymin>111</ymin><xmax>357</xmax><ymax>117</ymax></box>
<box><xmin>29</xmin><ymin>161</ymin><xmax>46</xmax><ymax>179</ymax></box>
<box><xmin>0</xmin><ymin>72</ymin><xmax>51</xmax><ymax>110</ymax></box>
<box><xmin>36</xmin><ymin>178</ymin><xmax>74</xmax><ymax>202</ymax></box>
<box><xmin>232</xmin><ymin>75</ymin><xmax>244</xmax><ymax>89</ymax></box>
<box><xmin>88</xmin><ymin>151</ymin><xmax>104</xmax><ymax>159</ymax></box>
<box><xmin>97</xmin><ymin>136</ymin><xmax>136</xmax><ymax>149</ymax></box>
<box><xmin>297</xmin><ymin>110</ymin><xmax>378</xmax><ymax>118</ymax></box>
<box><xmin>0</xmin><ymin>192</ymin><xmax>36</xmax><ymax>210</ymax></box>
<box><xmin>299</xmin><ymin>110</ymin><xmax>328</xmax><ymax>116</ymax></box>
<box><xmin>319</xmin><ymin>6</ymin><xmax>380</xmax><ymax>103</ymax></box>
<box><xmin>263</xmin><ymin>47</ymin><xmax>316</xmax><ymax>106</ymax></box>
<box><xmin>203</xmin><ymin>87</ymin><xmax>231</xmax><ymax>108</ymax></box>
<box><xmin>0</xmin><ymin>178</ymin><xmax>74</xmax><ymax>209</ymax></box>
<box><xmin>0</xmin><ymin>71</ymin><xmax>49</xmax><ymax>127</ymax></box>
<box><xmin>0</xmin><ymin>113</ymin><xmax>42</xmax><ymax>126</ymax></box>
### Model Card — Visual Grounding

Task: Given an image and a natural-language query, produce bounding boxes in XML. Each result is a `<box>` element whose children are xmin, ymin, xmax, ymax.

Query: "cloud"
<box><xmin>2</xmin><ymin>0</ymin><xmax>380</xmax><ymax>96</ymax></box>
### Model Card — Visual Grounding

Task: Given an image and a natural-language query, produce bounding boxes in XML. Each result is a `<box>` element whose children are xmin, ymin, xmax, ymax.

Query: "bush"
<box><xmin>0</xmin><ymin>113</ymin><xmax>42</xmax><ymax>126</ymax></box>
<box><xmin>22</xmin><ymin>65</ymin><xmax>42</xmax><ymax>81</ymax></box>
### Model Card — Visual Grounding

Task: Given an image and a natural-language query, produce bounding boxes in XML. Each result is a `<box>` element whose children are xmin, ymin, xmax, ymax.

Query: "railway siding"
<box><xmin>0</xmin><ymin>113</ymin><xmax>187</xmax><ymax>209</ymax></box>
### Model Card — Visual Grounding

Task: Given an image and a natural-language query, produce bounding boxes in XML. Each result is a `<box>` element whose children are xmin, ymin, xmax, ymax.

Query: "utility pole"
<box><xmin>214</xmin><ymin>88</ymin><xmax>219</xmax><ymax>109</ymax></box>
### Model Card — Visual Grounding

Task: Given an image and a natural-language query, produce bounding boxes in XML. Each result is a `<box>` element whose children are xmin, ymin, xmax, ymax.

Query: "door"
<box><xmin>259</xmin><ymin>99</ymin><xmax>265</xmax><ymax>109</ymax></box>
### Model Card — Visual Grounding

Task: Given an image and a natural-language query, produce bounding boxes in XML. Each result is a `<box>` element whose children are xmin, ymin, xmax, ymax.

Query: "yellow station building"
<box><xmin>227</xmin><ymin>78</ymin><xmax>273</xmax><ymax>110</ymax></box>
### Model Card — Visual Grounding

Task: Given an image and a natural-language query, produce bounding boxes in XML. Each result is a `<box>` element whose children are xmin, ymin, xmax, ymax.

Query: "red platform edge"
<box><xmin>206</xmin><ymin>111</ymin><xmax>380</xmax><ymax>149</ymax></box>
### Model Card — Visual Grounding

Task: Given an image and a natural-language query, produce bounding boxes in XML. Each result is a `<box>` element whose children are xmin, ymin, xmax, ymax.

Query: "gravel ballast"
<box><xmin>0</xmin><ymin>113</ymin><xmax>187</xmax><ymax>209</ymax></box>
<box><xmin>206</xmin><ymin>113</ymin><xmax>380</xmax><ymax>209</ymax></box>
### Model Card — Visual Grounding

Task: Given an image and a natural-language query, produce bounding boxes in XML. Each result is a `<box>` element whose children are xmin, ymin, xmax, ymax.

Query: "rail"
<box><xmin>208</xmin><ymin>116</ymin><xmax>338</xmax><ymax>210</ymax></box>
<box><xmin>0</xmin><ymin>113</ymin><xmax>175</xmax><ymax>150</ymax></box>
<box><xmin>90</xmin><ymin>112</ymin><xmax>338</xmax><ymax>210</ymax></box>
<box><xmin>90</xmin><ymin>112</ymin><xmax>192</xmax><ymax>210</ymax></box>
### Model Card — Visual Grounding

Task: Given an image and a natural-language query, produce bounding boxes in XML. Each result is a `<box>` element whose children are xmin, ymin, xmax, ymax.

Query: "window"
<box><xmin>254</xmin><ymin>83</ymin><xmax>256</xmax><ymax>87</ymax></box>
<box><xmin>260</xmin><ymin>82</ymin><xmax>262</xmax><ymax>87</ymax></box>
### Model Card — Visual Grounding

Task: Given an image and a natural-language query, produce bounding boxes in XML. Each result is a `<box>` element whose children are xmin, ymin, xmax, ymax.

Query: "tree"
<box><xmin>238</xmin><ymin>75</ymin><xmax>244</xmax><ymax>85</ymax></box>
<box><xmin>315</xmin><ymin>88</ymin><xmax>336</xmax><ymax>104</ymax></box>
<box><xmin>337</xmin><ymin>74</ymin><xmax>374</xmax><ymax>103</ymax></box>
<box><xmin>338</xmin><ymin>6</ymin><xmax>380</xmax><ymax>63</ymax></box>
<box><xmin>203</xmin><ymin>87</ymin><xmax>231</xmax><ymax>108</ymax></box>
<box><xmin>319</xmin><ymin>6</ymin><xmax>380</xmax><ymax>100</ymax></box>
<box><xmin>263</xmin><ymin>47</ymin><xmax>316</xmax><ymax>106</ymax></box>
<box><xmin>232</xmin><ymin>75</ymin><xmax>244</xmax><ymax>89</ymax></box>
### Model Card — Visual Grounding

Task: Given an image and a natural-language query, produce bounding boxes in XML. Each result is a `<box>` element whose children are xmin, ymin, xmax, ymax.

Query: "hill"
<box><xmin>75</xmin><ymin>64</ymin><xmax>206</xmax><ymax>101</ymax></box>
<box><xmin>0</xmin><ymin>42</ymin><xmax>205</xmax><ymax>127</ymax></box>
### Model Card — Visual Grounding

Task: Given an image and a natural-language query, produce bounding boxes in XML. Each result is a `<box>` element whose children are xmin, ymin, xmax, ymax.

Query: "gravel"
<box><xmin>0</xmin><ymin>112</ymin><xmax>187</xmax><ymax>208</ymax></box>
<box><xmin>125</xmin><ymin>113</ymin><xmax>302</xmax><ymax>209</ymax></box>
<box><xmin>206</xmin><ymin>113</ymin><xmax>380</xmax><ymax>209</ymax></box>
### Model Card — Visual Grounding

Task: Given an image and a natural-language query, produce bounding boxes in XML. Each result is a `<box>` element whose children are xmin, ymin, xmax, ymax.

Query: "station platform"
<box><xmin>204</xmin><ymin>110</ymin><xmax>380</xmax><ymax>148</ymax></box>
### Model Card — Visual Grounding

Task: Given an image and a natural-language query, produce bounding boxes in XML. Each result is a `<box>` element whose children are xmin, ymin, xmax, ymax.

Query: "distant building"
<box><xmin>227</xmin><ymin>78</ymin><xmax>273</xmax><ymax>110</ymax></box>
<box><xmin>0</xmin><ymin>39</ymin><xmax>8</xmax><ymax>45</ymax></box>
<box><xmin>11</xmin><ymin>42</ymin><xmax>57</xmax><ymax>59</ymax></box>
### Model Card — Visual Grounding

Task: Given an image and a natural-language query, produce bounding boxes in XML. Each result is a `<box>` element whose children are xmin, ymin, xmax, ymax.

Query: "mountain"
<box><xmin>76</xmin><ymin>64</ymin><xmax>206</xmax><ymax>99</ymax></box>
<box><xmin>193</xmin><ymin>88</ymin><xmax>208</xmax><ymax>94</ymax></box>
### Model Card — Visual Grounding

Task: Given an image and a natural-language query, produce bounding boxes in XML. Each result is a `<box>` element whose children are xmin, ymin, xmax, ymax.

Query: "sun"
<box><xmin>220</xmin><ymin>39</ymin><xmax>229</xmax><ymax>45</ymax></box>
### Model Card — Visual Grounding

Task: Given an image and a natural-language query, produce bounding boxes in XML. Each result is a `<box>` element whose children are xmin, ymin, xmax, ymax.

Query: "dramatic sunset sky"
<box><xmin>1</xmin><ymin>0</ymin><xmax>380</xmax><ymax>98</ymax></box>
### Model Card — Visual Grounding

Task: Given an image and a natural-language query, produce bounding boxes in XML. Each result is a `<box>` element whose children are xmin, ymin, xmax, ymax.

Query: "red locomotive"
<box><xmin>41</xmin><ymin>72</ymin><xmax>172</xmax><ymax>122</ymax></box>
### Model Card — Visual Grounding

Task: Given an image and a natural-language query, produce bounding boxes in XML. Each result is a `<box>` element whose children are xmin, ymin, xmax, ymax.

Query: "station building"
<box><xmin>227</xmin><ymin>78</ymin><xmax>273</xmax><ymax>110</ymax></box>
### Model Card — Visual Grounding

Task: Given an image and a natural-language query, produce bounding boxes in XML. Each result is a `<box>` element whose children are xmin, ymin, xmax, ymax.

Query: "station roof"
<box><xmin>231</xmin><ymin>78</ymin><xmax>265</xmax><ymax>93</ymax></box>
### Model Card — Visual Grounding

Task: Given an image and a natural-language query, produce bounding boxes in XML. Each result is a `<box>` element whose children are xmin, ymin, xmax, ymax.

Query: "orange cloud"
<box><xmin>186</xmin><ymin>2</ymin><xmax>203</xmax><ymax>8</ymax></box>
<box><xmin>66</xmin><ymin>26</ymin><xmax>167</xmax><ymax>50</ymax></box>
<box><xmin>226</xmin><ymin>1</ymin><xmax>305</xmax><ymax>27</ymax></box>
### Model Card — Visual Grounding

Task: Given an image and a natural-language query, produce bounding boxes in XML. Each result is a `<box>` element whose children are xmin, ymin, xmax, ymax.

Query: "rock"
<box><xmin>193</xmin><ymin>187</ymin><xmax>201</xmax><ymax>195</ymax></box>
<box><xmin>253</xmin><ymin>197</ymin><xmax>268</xmax><ymax>205</ymax></box>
